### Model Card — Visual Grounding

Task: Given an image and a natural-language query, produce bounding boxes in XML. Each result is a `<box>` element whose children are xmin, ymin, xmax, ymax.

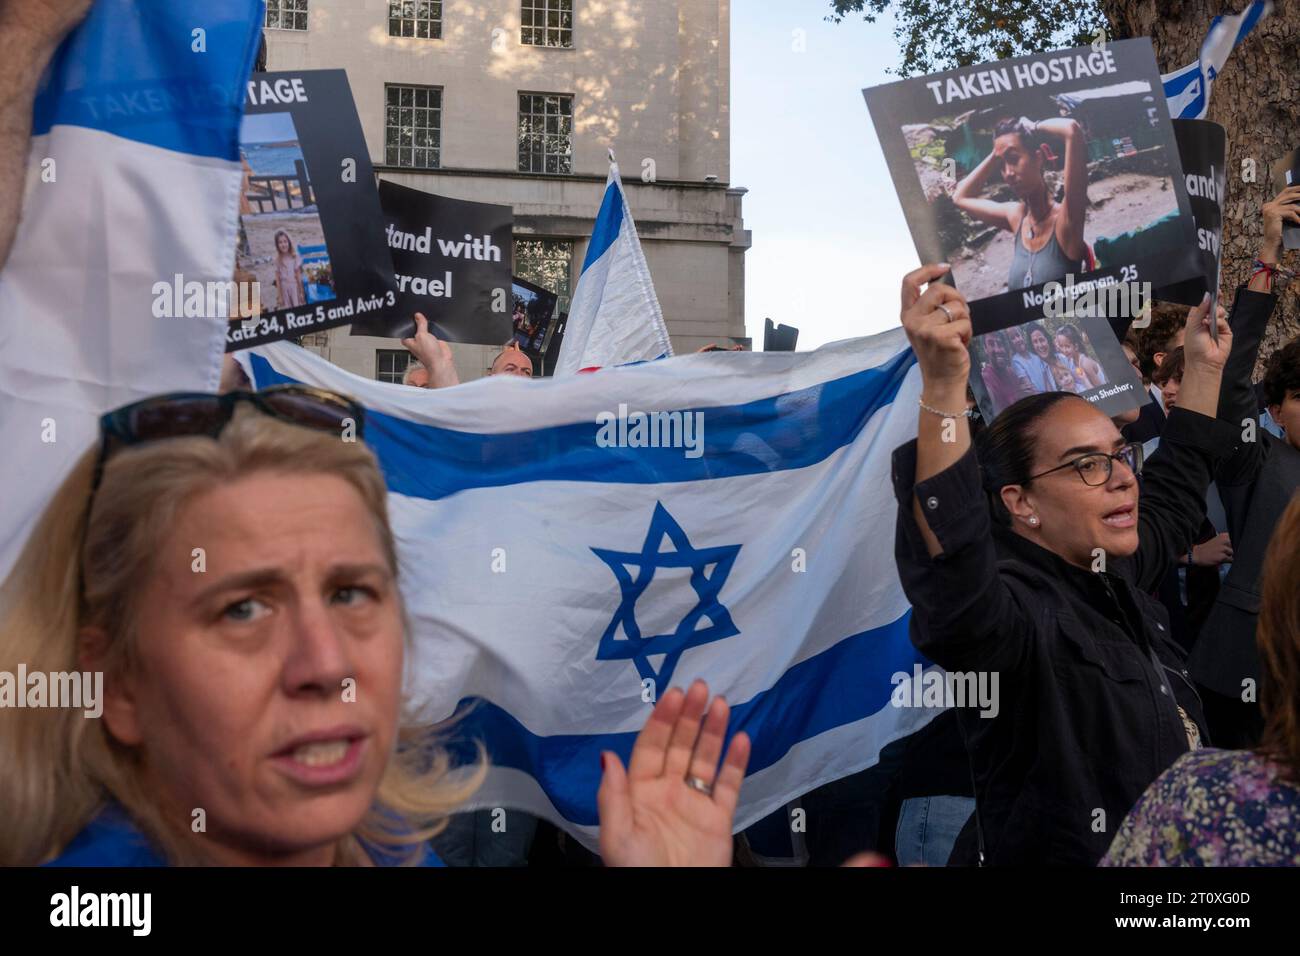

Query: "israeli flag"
<box><xmin>554</xmin><ymin>157</ymin><xmax>674</xmax><ymax>375</ymax></box>
<box><xmin>240</xmin><ymin>330</ymin><xmax>936</xmax><ymax>848</ymax></box>
<box><xmin>0</xmin><ymin>0</ymin><xmax>262</xmax><ymax>580</ymax></box>
<box><xmin>1161</xmin><ymin>0</ymin><xmax>1273</xmax><ymax>120</ymax></box>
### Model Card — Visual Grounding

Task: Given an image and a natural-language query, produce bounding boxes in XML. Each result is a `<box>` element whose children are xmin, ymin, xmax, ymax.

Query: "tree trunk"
<box><xmin>1101</xmin><ymin>0</ymin><xmax>1299</xmax><ymax>373</ymax></box>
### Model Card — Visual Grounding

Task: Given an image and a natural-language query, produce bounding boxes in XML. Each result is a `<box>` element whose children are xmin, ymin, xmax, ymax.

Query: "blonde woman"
<box><xmin>0</xmin><ymin>388</ymin><xmax>749</xmax><ymax>866</ymax></box>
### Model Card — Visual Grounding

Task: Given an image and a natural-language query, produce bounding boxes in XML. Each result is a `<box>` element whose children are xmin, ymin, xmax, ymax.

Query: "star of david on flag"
<box><xmin>593</xmin><ymin>502</ymin><xmax>741</xmax><ymax>689</ymax></box>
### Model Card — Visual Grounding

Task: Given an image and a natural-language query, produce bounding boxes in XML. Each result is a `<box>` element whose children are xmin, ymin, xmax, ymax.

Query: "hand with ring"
<box><xmin>597</xmin><ymin>679</ymin><xmax>751</xmax><ymax>866</ymax></box>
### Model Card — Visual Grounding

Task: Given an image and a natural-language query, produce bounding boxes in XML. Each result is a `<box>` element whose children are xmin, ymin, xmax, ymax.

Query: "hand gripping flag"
<box><xmin>554</xmin><ymin>155</ymin><xmax>674</xmax><ymax>376</ymax></box>
<box><xmin>0</xmin><ymin>0</ymin><xmax>263</xmax><ymax>580</ymax></box>
<box><xmin>240</xmin><ymin>330</ymin><xmax>940</xmax><ymax>849</ymax></box>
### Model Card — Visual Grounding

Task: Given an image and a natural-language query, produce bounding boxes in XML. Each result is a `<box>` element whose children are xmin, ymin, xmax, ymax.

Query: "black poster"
<box><xmin>226</xmin><ymin>70</ymin><xmax>399</xmax><ymax>351</ymax></box>
<box><xmin>1159</xmin><ymin>120</ymin><xmax>1226</xmax><ymax>307</ymax></box>
<box><xmin>349</xmin><ymin>181</ymin><xmax>514</xmax><ymax>343</ymax></box>
<box><xmin>863</xmin><ymin>40</ymin><xmax>1201</xmax><ymax>337</ymax></box>
<box><xmin>1272</xmin><ymin>148</ymin><xmax>1300</xmax><ymax>251</ymax></box>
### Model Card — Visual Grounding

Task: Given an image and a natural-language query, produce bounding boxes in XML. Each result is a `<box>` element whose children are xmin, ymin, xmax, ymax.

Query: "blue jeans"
<box><xmin>895</xmin><ymin>796</ymin><xmax>975</xmax><ymax>867</ymax></box>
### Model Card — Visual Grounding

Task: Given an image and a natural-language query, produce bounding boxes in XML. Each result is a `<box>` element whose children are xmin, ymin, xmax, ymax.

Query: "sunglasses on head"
<box><xmin>92</xmin><ymin>385</ymin><xmax>366</xmax><ymax>492</ymax></box>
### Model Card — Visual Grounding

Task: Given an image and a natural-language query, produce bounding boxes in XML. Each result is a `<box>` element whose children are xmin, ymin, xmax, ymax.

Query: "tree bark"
<box><xmin>1102</xmin><ymin>0</ymin><xmax>1299</xmax><ymax>372</ymax></box>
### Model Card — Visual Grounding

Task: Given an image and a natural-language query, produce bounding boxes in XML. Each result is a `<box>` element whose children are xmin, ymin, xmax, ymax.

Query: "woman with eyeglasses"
<box><xmin>893</xmin><ymin>264</ymin><xmax>1236</xmax><ymax>866</ymax></box>
<box><xmin>0</xmin><ymin>388</ymin><xmax>749</xmax><ymax>866</ymax></box>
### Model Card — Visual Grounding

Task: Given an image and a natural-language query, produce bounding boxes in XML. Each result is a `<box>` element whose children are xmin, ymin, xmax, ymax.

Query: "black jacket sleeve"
<box><xmin>1130</xmin><ymin>408</ymin><xmax>1242</xmax><ymax>591</ymax></box>
<box><xmin>892</xmin><ymin>441</ymin><xmax>1035</xmax><ymax>675</ymax></box>
<box><xmin>1215</xmin><ymin>286</ymin><xmax>1278</xmax><ymax>488</ymax></box>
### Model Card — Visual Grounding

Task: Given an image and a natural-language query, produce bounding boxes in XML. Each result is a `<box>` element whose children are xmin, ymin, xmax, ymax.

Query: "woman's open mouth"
<box><xmin>270</xmin><ymin>727</ymin><xmax>368</xmax><ymax>786</ymax></box>
<box><xmin>1102</xmin><ymin>504</ymin><xmax>1137</xmax><ymax>529</ymax></box>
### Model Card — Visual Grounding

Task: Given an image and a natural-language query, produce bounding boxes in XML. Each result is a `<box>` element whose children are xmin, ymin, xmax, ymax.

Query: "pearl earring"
<box><xmin>1028</xmin><ymin>516</ymin><xmax>1039</xmax><ymax>527</ymax></box>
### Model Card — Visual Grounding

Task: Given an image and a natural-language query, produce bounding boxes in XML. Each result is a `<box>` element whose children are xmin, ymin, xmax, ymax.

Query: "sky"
<box><xmin>731</xmin><ymin>1</ymin><xmax>920</xmax><ymax>349</ymax></box>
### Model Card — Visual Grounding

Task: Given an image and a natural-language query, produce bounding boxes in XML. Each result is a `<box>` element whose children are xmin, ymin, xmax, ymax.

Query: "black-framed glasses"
<box><xmin>92</xmin><ymin>385</ymin><xmax>366</xmax><ymax>492</ymax></box>
<box><xmin>1024</xmin><ymin>442</ymin><xmax>1144</xmax><ymax>487</ymax></box>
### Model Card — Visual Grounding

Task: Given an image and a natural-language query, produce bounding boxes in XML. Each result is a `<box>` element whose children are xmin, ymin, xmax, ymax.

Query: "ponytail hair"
<box><xmin>976</xmin><ymin>391</ymin><xmax>1084</xmax><ymax>525</ymax></box>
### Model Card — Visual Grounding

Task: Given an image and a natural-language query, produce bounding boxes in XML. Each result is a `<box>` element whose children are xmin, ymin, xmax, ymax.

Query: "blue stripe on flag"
<box><xmin>1232</xmin><ymin>0</ymin><xmax>1270</xmax><ymax>42</ymax></box>
<box><xmin>31</xmin><ymin>0</ymin><xmax>263</xmax><ymax>160</ymax></box>
<box><xmin>580</xmin><ymin>181</ymin><xmax>625</xmax><ymax>272</ymax></box>
<box><xmin>247</xmin><ymin>348</ymin><xmax>917</xmax><ymax>499</ymax></box>
<box><xmin>440</xmin><ymin>611</ymin><xmax>924</xmax><ymax>826</ymax></box>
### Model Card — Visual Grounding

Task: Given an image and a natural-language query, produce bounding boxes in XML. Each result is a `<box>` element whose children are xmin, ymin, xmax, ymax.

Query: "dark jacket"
<box><xmin>892</xmin><ymin>408</ymin><xmax>1241</xmax><ymax>865</ymax></box>
<box><xmin>1190</xmin><ymin>288</ymin><xmax>1299</xmax><ymax>696</ymax></box>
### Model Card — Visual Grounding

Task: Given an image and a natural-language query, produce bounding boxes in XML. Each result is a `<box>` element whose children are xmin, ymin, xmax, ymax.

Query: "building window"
<box><xmin>385</xmin><ymin>85</ymin><xmax>442</xmax><ymax>168</ymax></box>
<box><xmin>265</xmin><ymin>0</ymin><xmax>308</xmax><ymax>31</ymax></box>
<box><xmin>388</xmin><ymin>1</ymin><xmax>442</xmax><ymax>39</ymax></box>
<box><xmin>514</xmin><ymin>238</ymin><xmax>574</xmax><ymax>313</ymax></box>
<box><xmin>376</xmin><ymin>349</ymin><xmax>414</xmax><ymax>384</ymax></box>
<box><xmin>521</xmin><ymin>0</ymin><xmax>573</xmax><ymax>48</ymax></box>
<box><xmin>517</xmin><ymin>93</ymin><xmax>572</xmax><ymax>174</ymax></box>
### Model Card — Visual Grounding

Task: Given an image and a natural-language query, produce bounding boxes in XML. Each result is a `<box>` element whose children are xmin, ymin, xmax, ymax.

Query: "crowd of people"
<box><xmin>0</xmin><ymin>0</ymin><xmax>1298</xmax><ymax>869</ymax></box>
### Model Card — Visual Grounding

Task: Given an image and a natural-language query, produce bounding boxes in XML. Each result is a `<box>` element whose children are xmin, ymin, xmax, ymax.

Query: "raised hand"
<box><xmin>401</xmin><ymin>313</ymin><xmax>459</xmax><ymax>389</ymax></box>
<box><xmin>1261</xmin><ymin>184</ymin><xmax>1300</xmax><ymax>259</ymax></box>
<box><xmin>1183</xmin><ymin>293</ymin><xmax>1233</xmax><ymax>373</ymax></box>
<box><xmin>900</xmin><ymin>263</ymin><xmax>972</xmax><ymax>394</ymax></box>
<box><xmin>597</xmin><ymin>680</ymin><xmax>750</xmax><ymax>867</ymax></box>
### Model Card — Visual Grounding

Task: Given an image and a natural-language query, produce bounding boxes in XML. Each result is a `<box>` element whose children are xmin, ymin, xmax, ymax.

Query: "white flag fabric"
<box><xmin>1161</xmin><ymin>0</ymin><xmax>1273</xmax><ymax>120</ymax></box>
<box><xmin>554</xmin><ymin>160</ymin><xmax>673</xmax><ymax>375</ymax></box>
<box><xmin>0</xmin><ymin>0</ymin><xmax>262</xmax><ymax>580</ymax></box>
<box><xmin>240</xmin><ymin>331</ymin><xmax>937</xmax><ymax>848</ymax></box>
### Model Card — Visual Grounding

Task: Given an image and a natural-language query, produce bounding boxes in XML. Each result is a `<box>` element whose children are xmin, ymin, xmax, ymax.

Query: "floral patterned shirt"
<box><xmin>1101</xmin><ymin>749</ymin><xmax>1300</xmax><ymax>866</ymax></box>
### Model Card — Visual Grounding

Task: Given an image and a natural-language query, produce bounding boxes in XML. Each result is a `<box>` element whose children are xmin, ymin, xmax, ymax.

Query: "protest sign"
<box><xmin>1272</xmin><ymin>148</ymin><xmax>1300</xmax><ymax>250</ymax></box>
<box><xmin>1158</xmin><ymin>120</ymin><xmax>1227</xmax><ymax>307</ymax></box>
<box><xmin>864</xmin><ymin>39</ymin><xmax>1202</xmax><ymax>338</ymax></box>
<box><xmin>226</xmin><ymin>70</ymin><xmax>398</xmax><ymax>351</ymax></box>
<box><xmin>510</xmin><ymin>277</ymin><xmax>560</xmax><ymax>356</ymax></box>
<box><xmin>349</xmin><ymin>181</ymin><xmax>515</xmax><ymax>343</ymax></box>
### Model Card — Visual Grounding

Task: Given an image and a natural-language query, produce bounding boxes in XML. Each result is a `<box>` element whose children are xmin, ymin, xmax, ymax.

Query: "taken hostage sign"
<box><xmin>226</xmin><ymin>70</ymin><xmax>400</xmax><ymax>351</ymax></box>
<box><xmin>864</xmin><ymin>39</ymin><xmax>1203</xmax><ymax>333</ymax></box>
<box><xmin>349</xmin><ymin>180</ymin><xmax>514</xmax><ymax>344</ymax></box>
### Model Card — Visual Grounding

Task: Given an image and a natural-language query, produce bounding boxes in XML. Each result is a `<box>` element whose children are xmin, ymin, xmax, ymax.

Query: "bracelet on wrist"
<box><xmin>918</xmin><ymin>397</ymin><xmax>974</xmax><ymax>419</ymax></box>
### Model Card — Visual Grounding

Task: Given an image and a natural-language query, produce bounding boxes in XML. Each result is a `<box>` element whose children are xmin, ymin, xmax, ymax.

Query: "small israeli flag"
<box><xmin>1161</xmin><ymin>0</ymin><xmax>1273</xmax><ymax>120</ymax></box>
<box><xmin>554</xmin><ymin>156</ymin><xmax>674</xmax><ymax>375</ymax></box>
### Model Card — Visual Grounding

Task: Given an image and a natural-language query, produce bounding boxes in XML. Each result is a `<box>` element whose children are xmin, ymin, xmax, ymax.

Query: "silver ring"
<box><xmin>685</xmin><ymin>775</ymin><xmax>714</xmax><ymax>797</ymax></box>
<box><xmin>936</xmin><ymin>303</ymin><xmax>954</xmax><ymax>323</ymax></box>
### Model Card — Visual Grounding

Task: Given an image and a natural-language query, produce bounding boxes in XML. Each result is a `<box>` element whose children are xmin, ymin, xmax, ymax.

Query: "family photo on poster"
<box><xmin>228</xmin><ymin>71</ymin><xmax>399</xmax><ymax>350</ymax></box>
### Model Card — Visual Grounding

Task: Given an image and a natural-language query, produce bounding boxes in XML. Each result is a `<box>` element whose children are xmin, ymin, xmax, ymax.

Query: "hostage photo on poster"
<box><xmin>864</xmin><ymin>39</ymin><xmax>1202</xmax><ymax>333</ymax></box>
<box><xmin>228</xmin><ymin>71</ymin><xmax>398</xmax><ymax>351</ymax></box>
<box><xmin>348</xmin><ymin>181</ymin><xmax>515</xmax><ymax>343</ymax></box>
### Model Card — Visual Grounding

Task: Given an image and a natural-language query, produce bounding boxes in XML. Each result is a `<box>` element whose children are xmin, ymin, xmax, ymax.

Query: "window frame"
<box><xmin>516</xmin><ymin>91</ymin><xmax>574</xmax><ymax>175</ymax></box>
<box><xmin>384</xmin><ymin>83</ymin><xmax>444</xmax><ymax>170</ymax></box>
<box><xmin>264</xmin><ymin>0</ymin><xmax>309</xmax><ymax>32</ymax></box>
<box><xmin>520</xmin><ymin>0</ymin><xmax>574</xmax><ymax>49</ymax></box>
<box><xmin>375</xmin><ymin>349</ymin><xmax>415</xmax><ymax>384</ymax></box>
<box><xmin>387</xmin><ymin>0</ymin><xmax>443</xmax><ymax>40</ymax></box>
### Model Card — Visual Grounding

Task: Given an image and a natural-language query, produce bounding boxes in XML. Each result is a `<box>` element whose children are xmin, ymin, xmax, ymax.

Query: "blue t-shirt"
<box><xmin>45</xmin><ymin>804</ymin><xmax>444</xmax><ymax>867</ymax></box>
